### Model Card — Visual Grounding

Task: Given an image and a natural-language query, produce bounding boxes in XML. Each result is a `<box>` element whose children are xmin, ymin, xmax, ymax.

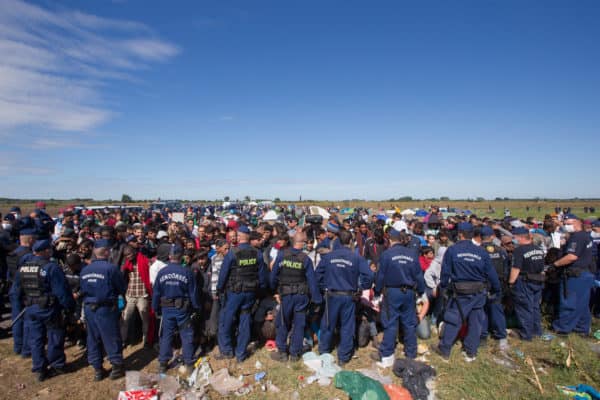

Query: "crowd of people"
<box><xmin>0</xmin><ymin>201</ymin><xmax>598</xmax><ymax>383</ymax></box>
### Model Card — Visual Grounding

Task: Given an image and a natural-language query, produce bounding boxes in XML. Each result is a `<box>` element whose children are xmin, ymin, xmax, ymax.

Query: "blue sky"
<box><xmin>1</xmin><ymin>0</ymin><xmax>599</xmax><ymax>200</ymax></box>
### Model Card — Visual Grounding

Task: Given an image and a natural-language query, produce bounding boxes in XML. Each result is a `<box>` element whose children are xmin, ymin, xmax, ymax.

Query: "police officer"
<box><xmin>551</xmin><ymin>214</ymin><xmax>595</xmax><ymax>335</ymax></box>
<box><xmin>373</xmin><ymin>229</ymin><xmax>426</xmax><ymax>367</ymax></box>
<box><xmin>14</xmin><ymin>239</ymin><xmax>75</xmax><ymax>381</ymax></box>
<box><xmin>270</xmin><ymin>231</ymin><xmax>322</xmax><ymax>362</ymax></box>
<box><xmin>316</xmin><ymin>229</ymin><xmax>374</xmax><ymax>366</ymax></box>
<box><xmin>216</xmin><ymin>225</ymin><xmax>267</xmax><ymax>362</ymax></box>
<box><xmin>152</xmin><ymin>243</ymin><xmax>199</xmax><ymax>374</ymax></box>
<box><xmin>434</xmin><ymin>222</ymin><xmax>500</xmax><ymax>362</ymax></box>
<box><xmin>590</xmin><ymin>220</ymin><xmax>600</xmax><ymax>318</ymax></box>
<box><xmin>80</xmin><ymin>239</ymin><xmax>127</xmax><ymax>381</ymax></box>
<box><xmin>480</xmin><ymin>226</ymin><xmax>509</xmax><ymax>350</ymax></box>
<box><xmin>7</xmin><ymin>227</ymin><xmax>36</xmax><ymax>356</ymax></box>
<box><xmin>508</xmin><ymin>227</ymin><xmax>545</xmax><ymax>340</ymax></box>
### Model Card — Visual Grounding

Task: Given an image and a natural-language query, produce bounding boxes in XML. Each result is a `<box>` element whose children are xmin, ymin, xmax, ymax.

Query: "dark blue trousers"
<box><xmin>26</xmin><ymin>305</ymin><xmax>65</xmax><ymax>372</ymax></box>
<box><xmin>218</xmin><ymin>291</ymin><xmax>255</xmax><ymax>361</ymax></box>
<box><xmin>10</xmin><ymin>292</ymin><xmax>31</xmax><ymax>355</ymax></box>
<box><xmin>552</xmin><ymin>271</ymin><xmax>594</xmax><ymax>334</ymax></box>
<box><xmin>159</xmin><ymin>307</ymin><xmax>195</xmax><ymax>365</ymax></box>
<box><xmin>511</xmin><ymin>279</ymin><xmax>542</xmax><ymax>340</ymax></box>
<box><xmin>318</xmin><ymin>294</ymin><xmax>355</xmax><ymax>363</ymax></box>
<box><xmin>275</xmin><ymin>294</ymin><xmax>309</xmax><ymax>356</ymax></box>
<box><xmin>85</xmin><ymin>305</ymin><xmax>123</xmax><ymax>369</ymax></box>
<box><xmin>481</xmin><ymin>297</ymin><xmax>507</xmax><ymax>340</ymax></box>
<box><xmin>439</xmin><ymin>292</ymin><xmax>486</xmax><ymax>357</ymax></box>
<box><xmin>380</xmin><ymin>288</ymin><xmax>417</xmax><ymax>358</ymax></box>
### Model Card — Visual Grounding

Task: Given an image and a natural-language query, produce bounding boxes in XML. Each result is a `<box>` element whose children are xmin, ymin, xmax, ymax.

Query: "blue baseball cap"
<box><xmin>564</xmin><ymin>213</ymin><xmax>579</xmax><ymax>221</ymax></box>
<box><xmin>512</xmin><ymin>227</ymin><xmax>529</xmax><ymax>235</ymax></box>
<box><xmin>326</xmin><ymin>221</ymin><xmax>340</xmax><ymax>233</ymax></box>
<box><xmin>32</xmin><ymin>239</ymin><xmax>51</xmax><ymax>252</ymax></box>
<box><xmin>480</xmin><ymin>226</ymin><xmax>494</xmax><ymax>237</ymax></box>
<box><xmin>457</xmin><ymin>222</ymin><xmax>473</xmax><ymax>232</ymax></box>
<box><xmin>388</xmin><ymin>228</ymin><xmax>402</xmax><ymax>240</ymax></box>
<box><xmin>237</xmin><ymin>225</ymin><xmax>251</xmax><ymax>234</ymax></box>
<box><xmin>593</xmin><ymin>220</ymin><xmax>600</xmax><ymax>228</ymax></box>
<box><xmin>94</xmin><ymin>239</ymin><xmax>112</xmax><ymax>249</ymax></box>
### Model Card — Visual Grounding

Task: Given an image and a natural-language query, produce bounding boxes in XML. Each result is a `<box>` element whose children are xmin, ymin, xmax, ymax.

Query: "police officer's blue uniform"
<box><xmin>589</xmin><ymin>221</ymin><xmax>600</xmax><ymax>317</ymax></box>
<box><xmin>217</xmin><ymin>235</ymin><xmax>267</xmax><ymax>361</ymax></box>
<box><xmin>8</xmin><ymin>244</ymin><xmax>34</xmax><ymax>356</ymax></box>
<box><xmin>510</xmin><ymin>239</ymin><xmax>545</xmax><ymax>340</ymax></box>
<box><xmin>13</xmin><ymin>240</ymin><xmax>75</xmax><ymax>380</ymax></box>
<box><xmin>80</xmin><ymin>240</ymin><xmax>126</xmax><ymax>380</ymax></box>
<box><xmin>316</xmin><ymin>243</ymin><xmax>373</xmax><ymax>364</ymax></box>
<box><xmin>270</xmin><ymin>247</ymin><xmax>322</xmax><ymax>358</ymax></box>
<box><xmin>552</xmin><ymin>230</ymin><xmax>595</xmax><ymax>334</ymax></box>
<box><xmin>152</xmin><ymin>249</ymin><xmax>199</xmax><ymax>370</ymax></box>
<box><xmin>438</xmin><ymin>224</ymin><xmax>500</xmax><ymax>358</ymax></box>
<box><xmin>375</xmin><ymin>235</ymin><xmax>425</xmax><ymax>359</ymax></box>
<box><xmin>480</xmin><ymin>227</ymin><xmax>508</xmax><ymax>342</ymax></box>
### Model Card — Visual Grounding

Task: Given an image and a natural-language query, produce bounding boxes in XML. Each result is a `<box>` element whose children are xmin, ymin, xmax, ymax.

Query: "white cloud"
<box><xmin>0</xmin><ymin>152</ymin><xmax>55</xmax><ymax>176</ymax></box>
<box><xmin>0</xmin><ymin>0</ymin><xmax>179</xmax><ymax>136</ymax></box>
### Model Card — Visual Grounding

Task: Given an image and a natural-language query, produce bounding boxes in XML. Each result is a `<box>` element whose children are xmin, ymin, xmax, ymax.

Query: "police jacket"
<box><xmin>80</xmin><ymin>259</ymin><xmax>126</xmax><ymax>306</ymax></box>
<box><xmin>482</xmin><ymin>241</ymin><xmax>510</xmax><ymax>282</ymax></box>
<box><xmin>270</xmin><ymin>248</ymin><xmax>322</xmax><ymax>303</ymax></box>
<box><xmin>217</xmin><ymin>243</ymin><xmax>267</xmax><ymax>293</ymax></box>
<box><xmin>6</xmin><ymin>245</ymin><xmax>31</xmax><ymax>282</ymax></box>
<box><xmin>316</xmin><ymin>246</ymin><xmax>373</xmax><ymax>293</ymax></box>
<box><xmin>440</xmin><ymin>240</ymin><xmax>500</xmax><ymax>294</ymax></box>
<box><xmin>512</xmin><ymin>243</ymin><xmax>545</xmax><ymax>282</ymax></box>
<box><xmin>152</xmin><ymin>262</ymin><xmax>199</xmax><ymax>313</ymax></box>
<box><xmin>13</xmin><ymin>255</ymin><xmax>75</xmax><ymax>311</ymax></box>
<box><xmin>375</xmin><ymin>243</ymin><xmax>425</xmax><ymax>296</ymax></box>
<box><xmin>563</xmin><ymin>231</ymin><xmax>593</xmax><ymax>271</ymax></box>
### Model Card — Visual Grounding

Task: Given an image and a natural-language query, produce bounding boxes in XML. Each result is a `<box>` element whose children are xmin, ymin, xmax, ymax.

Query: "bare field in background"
<box><xmin>2</xmin><ymin>200</ymin><xmax>600</xmax><ymax>220</ymax></box>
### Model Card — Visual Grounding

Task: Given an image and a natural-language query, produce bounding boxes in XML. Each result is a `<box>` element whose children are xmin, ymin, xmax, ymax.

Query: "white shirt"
<box><xmin>149</xmin><ymin>259</ymin><xmax>167</xmax><ymax>286</ymax></box>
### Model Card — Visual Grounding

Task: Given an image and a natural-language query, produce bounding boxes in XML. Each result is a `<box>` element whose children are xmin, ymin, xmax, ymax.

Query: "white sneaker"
<box><xmin>376</xmin><ymin>354</ymin><xmax>395</xmax><ymax>368</ymax></box>
<box><xmin>498</xmin><ymin>338</ymin><xmax>509</xmax><ymax>352</ymax></box>
<box><xmin>461</xmin><ymin>351</ymin><xmax>476</xmax><ymax>363</ymax></box>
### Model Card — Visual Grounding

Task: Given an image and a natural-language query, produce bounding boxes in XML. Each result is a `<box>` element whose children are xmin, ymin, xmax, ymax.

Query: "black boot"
<box><xmin>270</xmin><ymin>351</ymin><xmax>288</xmax><ymax>362</ymax></box>
<box><xmin>94</xmin><ymin>368</ymin><xmax>106</xmax><ymax>381</ymax></box>
<box><xmin>37</xmin><ymin>368</ymin><xmax>49</xmax><ymax>382</ymax></box>
<box><xmin>158</xmin><ymin>363</ymin><xmax>168</xmax><ymax>374</ymax></box>
<box><xmin>109</xmin><ymin>364</ymin><xmax>125</xmax><ymax>380</ymax></box>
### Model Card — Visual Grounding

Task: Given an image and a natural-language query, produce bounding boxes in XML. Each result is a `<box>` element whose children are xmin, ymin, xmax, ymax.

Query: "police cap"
<box><xmin>457</xmin><ymin>222</ymin><xmax>473</xmax><ymax>232</ymax></box>
<box><xmin>388</xmin><ymin>228</ymin><xmax>402</xmax><ymax>240</ymax></box>
<box><xmin>480</xmin><ymin>226</ymin><xmax>494</xmax><ymax>238</ymax></box>
<box><xmin>94</xmin><ymin>239</ymin><xmax>112</xmax><ymax>249</ymax></box>
<box><xmin>33</xmin><ymin>239</ymin><xmax>51</xmax><ymax>252</ymax></box>
<box><xmin>237</xmin><ymin>225</ymin><xmax>251</xmax><ymax>234</ymax></box>
<box><xmin>512</xmin><ymin>227</ymin><xmax>529</xmax><ymax>236</ymax></box>
<box><xmin>564</xmin><ymin>213</ymin><xmax>579</xmax><ymax>221</ymax></box>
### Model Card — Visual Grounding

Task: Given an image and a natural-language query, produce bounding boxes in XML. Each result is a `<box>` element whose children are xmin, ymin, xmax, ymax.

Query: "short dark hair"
<box><xmin>339</xmin><ymin>230</ymin><xmax>353</xmax><ymax>245</ymax></box>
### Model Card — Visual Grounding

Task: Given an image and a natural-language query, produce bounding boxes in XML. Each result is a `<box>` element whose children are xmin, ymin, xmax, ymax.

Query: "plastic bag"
<box><xmin>384</xmin><ymin>384</ymin><xmax>413</xmax><ymax>400</ymax></box>
<box><xmin>209</xmin><ymin>368</ymin><xmax>244</xmax><ymax>396</ymax></box>
<box><xmin>334</xmin><ymin>371</ymin><xmax>390</xmax><ymax>400</ymax></box>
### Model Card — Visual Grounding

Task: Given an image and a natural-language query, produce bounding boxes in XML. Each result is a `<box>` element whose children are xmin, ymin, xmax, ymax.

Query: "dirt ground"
<box><xmin>1</xmin><ymin>323</ymin><xmax>600</xmax><ymax>400</ymax></box>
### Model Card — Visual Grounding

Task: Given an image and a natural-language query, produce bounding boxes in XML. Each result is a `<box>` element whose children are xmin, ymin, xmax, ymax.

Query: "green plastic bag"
<box><xmin>334</xmin><ymin>371</ymin><xmax>391</xmax><ymax>400</ymax></box>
